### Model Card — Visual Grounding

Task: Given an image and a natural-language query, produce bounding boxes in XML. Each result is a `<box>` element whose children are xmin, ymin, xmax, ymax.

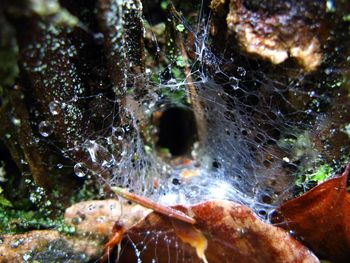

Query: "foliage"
<box><xmin>296</xmin><ymin>164</ymin><xmax>333</xmax><ymax>187</ymax></box>
<box><xmin>117</xmin><ymin>200</ymin><xmax>318</xmax><ymax>262</ymax></box>
<box><xmin>0</xmin><ymin>186</ymin><xmax>12</xmax><ymax>207</ymax></box>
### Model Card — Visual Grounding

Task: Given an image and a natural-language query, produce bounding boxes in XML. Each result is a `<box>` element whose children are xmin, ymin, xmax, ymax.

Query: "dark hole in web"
<box><xmin>212</xmin><ymin>160</ymin><xmax>221</xmax><ymax>169</ymax></box>
<box><xmin>157</xmin><ymin>107</ymin><xmax>197</xmax><ymax>156</ymax></box>
<box><xmin>261</xmin><ymin>194</ymin><xmax>273</xmax><ymax>204</ymax></box>
<box><xmin>246</xmin><ymin>94</ymin><xmax>259</xmax><ymax>106</ymax></box>
<box><xmin>258</xmin><ymin>209</ymin><xmax>268</xmax><ymax>218</ymax></box>
<box><xmin>172</xmin><ymin>178</ymin><xmax>181</xmax><ymax>185</ymax></box>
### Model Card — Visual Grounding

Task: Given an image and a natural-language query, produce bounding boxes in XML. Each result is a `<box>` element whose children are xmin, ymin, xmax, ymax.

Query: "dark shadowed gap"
<box><xmin>157</xmin><ymin>107</ymin><xmax>197</xmax><ymax>156</ymax></box>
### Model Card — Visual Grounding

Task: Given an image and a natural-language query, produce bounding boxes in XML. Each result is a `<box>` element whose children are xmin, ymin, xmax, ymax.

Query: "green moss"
<box><xmin>53</xmin><ymin>9</ymin><xmax>78</xmax><ymax>27</ymax></box>
<box><xmin>0</xmin><ymin>163</ymin><xmax>9</xmax><ymax>205</ymax></box>
<box><xmin>69</xmin><ymin>180</ymin><xmax>101</xmax><ymax>204</ymax></box>
<box><xmin>161</xmin><ymin>0</ymin><xmax>169</xmax><ymax>11</ymax></box>
<box><xmin>0</xmin><ymin>186</ymin><xmax>12</xmax><ymax>207</ymax></box>
<box><xmin>171</xmin><ymin>66</ymin><xmax>185</xmax><ymax>79</ymax></box>
<box><xmin>31</xmin><ymin>0</ymin><xmax>60</xmax><ymax>16</ymax></box>
<box><xmin>29</xmin><ymin>0</ymin><xmax>78</xmax><ymax>27</ymax></box>
<box><xmin>0</xmin><ymin>50</ymin><xmax>19</xmax><ymax>88</ymax></box>
<box><xmin>0</xmin><ymin>202</ymin><xmax>77</xmax><ymax>235</ymax></box>
<box><xmin>158</xmin><ymin>147</ymin><xmax>171</xmax><ymax>158</ymax></box>
<box><xmin>0</xmin><ymin>17</ymin><xmax>19</xmax><ymax>89</ymax></box>
<box><xmin>0</xmin><ymin>195</ymin><xmax>12</xmax><ymax>207</ymax></box>
<box><xmin>176</xmin><ymin>23</ymin><xmax>185</xmax><ymax>32</ymax></box>
<box><xmin>278</xmin><ymin>132</ymin><xmax>316</xmax><ymax>159</ymax></box>
<box><xmin>176</xmin><ymin>55</ymin><xmax>186</xmax><ymax>67</ymax></box>
<box><xmin>277</xmin><ymin>133</ymin><xmax>334</xmax><ymax>191</ymax></box>
<box><xmin>0</xmin><ymin>180</ymin><xmax>55</xmax><ymax>233</ymax></box>
<box><xmin>343</xmin><ymin>14</ymin><xmax>350</xmax><ymax>22</ymax></box>
<box><xmin>160</xmin><ymin>87</ymin><xmax>187</xmax><ymax>104</ymax></box>
<box><xmin>0</xmin><ymin>207</ymin><xmax>52</xmax><ymax>233</ymax></box>
<box><xmin>0</xmin><ymin>173</ymin><xmax>100</xmax><ymax>234</ymax></box>
<box><xmin>308</xmin><ymin>164</ymin><xmax>333</xmax><ymax>182</ymax></box>
<box><xmin>296</xmin><ymin>164</ymin><xmax>333</xmax><ymax>187</ymax></box>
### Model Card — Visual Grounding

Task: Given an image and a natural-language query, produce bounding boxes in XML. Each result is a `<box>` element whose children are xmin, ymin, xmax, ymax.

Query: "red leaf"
<box><xmin>275</xmin><ymin>163</ymin><xmax>350</xmax><ymax>262</ymax></box>
<box><xmin>118</xmin><ymin>200</ymin><xmax>319</xmax><ymax>263</ymax></box>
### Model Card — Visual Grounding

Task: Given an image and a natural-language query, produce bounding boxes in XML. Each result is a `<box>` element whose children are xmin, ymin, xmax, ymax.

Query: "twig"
<box><xmin>111</xmin><ymin>186</ymin><xmax>196</xmax><ymax>225</ymax></box>
<box><xmin>169</xmin><ymin>2</ymin><xmax>207</xmax><ymax>143</ymax></box>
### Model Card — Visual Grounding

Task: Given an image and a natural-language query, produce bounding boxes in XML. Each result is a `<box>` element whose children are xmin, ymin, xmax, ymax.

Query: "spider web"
<box><xmin>67</xmin><ymin>0</ymin><xmax>318</xmax><ymax>217</ymax></box>
<box><xmin>25</xmin><ymin>0</ymin><xmax>349</xmax><ymax>262</ymax></box>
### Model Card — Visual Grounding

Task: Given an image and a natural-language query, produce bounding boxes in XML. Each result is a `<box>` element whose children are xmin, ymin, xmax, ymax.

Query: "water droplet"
<box><xmin>71</xmin><ymin>217</ymin><xmax>82</xmax><ymax>225</ymax></box>
<box><xmin>49</xmin><ymin>101</ymin><xmax>61</xmax><ymax>115</ymax></box>
<box><xmin>74</xmin><ymin>162</ymin><xmax>88</xmax><ymax>177</ymax></box>
<box><xmin>106</xmin><ymin>136</ymin><xmax>113</xmax><ymax>145</ymax></box>
<box><xmin>88</xmin><ymin>203</ymin><xmax>96</xmax><ymax>211</ymax></box>
<box><xmin>325</xmin><ymin>68</ymin><xmax>332</xmax><ymax>75</ymax></box>
<box><xmin>11</xmin><ymin>118</ymin><xmax>21</xmax><ymax>126</ymax></box>
<box><xmin>112</xmin><ymin>127</ymin><xmax>125</xmax><ymax>141</ymax></box>
<box><xmin>87</xmin><ymin>141</ymin><xmax>99</xmax><ymax>163</ymax></box>
<box><xmin>305</xmin><ymin>109</ymin><xmax>313</xmax><ymax>115</ymax></box>
<box><xmin>229</xmin><ymin>76</ymin><xmax>238</xmax><ymax>83</ymax></box>
<box><xmin>289</xmin><ymin>230</ymin><xmax>296</xmax><ymax>236</ymax></box>
<box><xmin>96</xmin><ymin>216</ymin><xmax>105</xmax><ymax>223</ymax></box>
<box><xmin>237</xmin><ymin>228</ymin><xmax>247</xmax><ymax>237</ymax></box>
<box><xmin>309</xmin><ymin>91</ymin><xmax>316</xmax><ymax>97</ymax></box>
<box><xmin>38</xmin><ymin>121</ymin><xmax>53</xmax><ymax>137</ymax></box>
<box><xmin>86</xmin><ymin>140</ymin><xmax>114</xmax><ymax>166</ymax></box>
<box><xmin>101</xmin><ymin>158</ymin><xmax>115</xmax><ymax>168</ymax></box>
<box><xmin>237</xmin><ymin>67</ymin><xmax>246</xmax><ymax>77</ymax></box>
<box><xmin>229</xmin><ymin>77</ymin><xmax>239</xmax><ymax>89</ymax></box>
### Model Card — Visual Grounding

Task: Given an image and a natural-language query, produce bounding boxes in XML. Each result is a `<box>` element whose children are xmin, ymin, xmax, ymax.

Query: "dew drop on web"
<box><xmin>38</xmin><ymin>121</ymin><xmax>53</xmax><ymax>137</ymax></box>
<box><xmin>74</xmin><ymin>162</ymin><xmax>87</xmax><ymax>178</ymax></box>
<box><xmin>48</xmin><ymin>101</ymin><xmax>61</xmax><ymax>115</ymax></box>
<box><xmin>112</xmin><ymin>127</ymin><xmax>125</xmax><ymax>141</ymax></box>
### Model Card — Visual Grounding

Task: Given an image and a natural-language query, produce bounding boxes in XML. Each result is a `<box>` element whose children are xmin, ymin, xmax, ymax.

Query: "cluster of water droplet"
<box><xmin>35</xmin><ymin>1</ymin><xmax>334</xmax><ymax>222</ymax></box>
<box><xmin>57</xmin><ymin>29</ymin><xmax>268</xmax><ymax>219</ymax></box>
<box><xmin>38</xmin><ymin>100</ymin><xmax>62</xmax><ymax>138</ymax></box>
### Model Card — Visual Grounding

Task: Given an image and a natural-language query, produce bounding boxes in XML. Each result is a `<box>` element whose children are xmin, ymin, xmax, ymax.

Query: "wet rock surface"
<box><xmin>0</xmin><ymin>199</ymin><xmax>320</xmax><ymax>262</ymax></box>
<box><xmin>210</xmin><ymin>0</ymin><xmax>325</xmax><ymax>71</ymax></box>
<box><xmin>0</xmin><ymin>199</ymin><xmax>151</xmax><ymax>262</ymax></box>
<box><xmin>0</xmin><ymin>230</ymin><xmax>100</xmax><ymax>262</ymax></box>
<box><xmin>64</xmin><ymin>199</ymin><xmax>151</xmax><ymax>236</ymax></box>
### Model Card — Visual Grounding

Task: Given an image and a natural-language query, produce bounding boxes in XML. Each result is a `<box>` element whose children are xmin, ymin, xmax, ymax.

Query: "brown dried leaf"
<box><xmin>118</xmin><ymin>200</ymin><xmax>319</xmax><ymax>263</ymax></box>
<box><xmin>275</xmin><ymin>164</ymin><xmax>350</xmax><ymax>262</ymax></box>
